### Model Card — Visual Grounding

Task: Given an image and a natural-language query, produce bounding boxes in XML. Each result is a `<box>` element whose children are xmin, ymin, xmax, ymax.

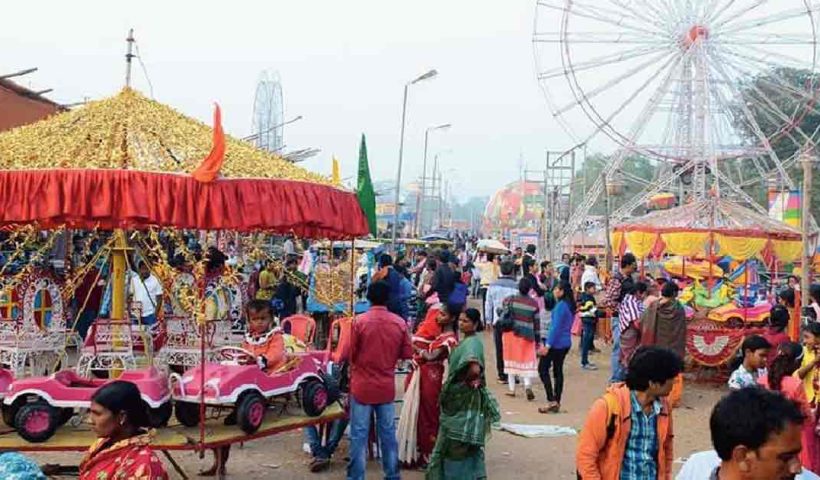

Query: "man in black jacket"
<box><xmin>424</xmin><ymin>250</ymin><xmax>456</xmax><ymax>303</ymax></box>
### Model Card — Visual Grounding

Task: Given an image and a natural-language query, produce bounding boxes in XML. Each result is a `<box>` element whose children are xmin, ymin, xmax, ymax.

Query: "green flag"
<box><xmin>356</xmin><ymin>134</ymin><xmax>377</xmax><ymax>235</ymax></box>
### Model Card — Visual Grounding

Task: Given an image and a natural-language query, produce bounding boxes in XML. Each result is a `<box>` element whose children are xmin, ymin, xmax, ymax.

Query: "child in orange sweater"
<box><xmin>201</xmin><ymin>300</ymin><xmax>286</xmax><ymax>477</ymax></box>
<box><xmin>243</xmin><ymin>299</ymin><xmax>287</xmax><ymax>373</ymax></box>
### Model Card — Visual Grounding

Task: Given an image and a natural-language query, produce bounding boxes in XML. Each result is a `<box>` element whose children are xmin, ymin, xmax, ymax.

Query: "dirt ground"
<box><xmin>31</xmin><ymin>306</ymin><xmax>727</xmax><ymax>479</ymax></box>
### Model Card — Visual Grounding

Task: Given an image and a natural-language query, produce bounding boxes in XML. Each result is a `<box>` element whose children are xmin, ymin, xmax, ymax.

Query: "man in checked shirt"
<box><xmin>602</xmin><ymin>253</ymin><xmax>638</xmax><ymax>383</ymax></box>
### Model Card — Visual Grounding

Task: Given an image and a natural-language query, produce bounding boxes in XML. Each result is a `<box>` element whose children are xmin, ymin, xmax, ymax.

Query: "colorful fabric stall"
<box><xmin>715</xmin><ymin>235</ymin><xmax>768</xmax><ymax>262</ymax></box>
<box><xmin>660</xmin><ymin>232</ymin><xmax>709</xmax><ymax>257</ymax></box>
<box><xmin>613</xmin><ymin>198</ymin><xmax>802</xmax><ymax>264</ymax></box>
<box><xmin>624</xmin><ymin>231</ymin><xmax>658</xmax><ymax>258</ymax></box>
<box><xmin>771</xmin><ymin>240</ymin><xmax>803</xmax><ymax>264</ymax></box>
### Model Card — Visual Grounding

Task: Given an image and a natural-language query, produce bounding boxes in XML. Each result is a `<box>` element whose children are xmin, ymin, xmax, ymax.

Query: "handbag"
<box><xmin>571</xmin><ymin>312</ymin><xmax>582</xmax><ymax>336</ymax></box>
<box><xmin>495</xmin><ymin>303</ymin><xmax>515</xmax><ymax>332</ymax></box>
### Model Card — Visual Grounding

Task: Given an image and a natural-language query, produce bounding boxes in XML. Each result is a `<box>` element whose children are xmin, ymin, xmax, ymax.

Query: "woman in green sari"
<box><xmin>426</xmin><ymin>308</ymin><xmax>501</xmax><ymax>480</ymax></box>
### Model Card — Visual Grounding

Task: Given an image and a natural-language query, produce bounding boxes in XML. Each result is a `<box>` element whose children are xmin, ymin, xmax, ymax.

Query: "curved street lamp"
<box><xmin>391</xmin><ymin>69</ymin><xmax>438</xmax><ymax>247</ymax></box>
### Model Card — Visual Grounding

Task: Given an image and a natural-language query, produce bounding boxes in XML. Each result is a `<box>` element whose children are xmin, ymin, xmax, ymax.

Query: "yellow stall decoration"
<box><xmin>771</xmin><ymin>239</ymin><xmax>803</xmax><ymax>264</ymax></box>
<box><xmin>716</xmin><ymin>235</ymin><xmax>768</xmax><ymax>261</ymax></box>
<box><xmin>624</xmin><ymin>231</ymin><xmax>659</xmax><ymax>258</ymax></box>
<box><xmin>660</xmin><ymin>232</ymin><xmax>709</xmax><ymax>257</ymax></box>
<box><xmin>610</xmin><ymin>231</ymin><xmax>624</xmax><ymax>256</ymax></box>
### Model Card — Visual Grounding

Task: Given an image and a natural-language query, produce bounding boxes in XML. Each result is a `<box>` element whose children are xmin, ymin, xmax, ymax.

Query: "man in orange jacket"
<box><xmin>576</xmin><ymin>346</ymin><xmax>683</xmax><ymax>480</ymax></box>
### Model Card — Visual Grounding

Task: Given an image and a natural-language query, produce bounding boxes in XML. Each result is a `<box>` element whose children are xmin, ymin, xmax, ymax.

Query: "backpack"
<box><xmin>576</xmin><ymin>392</ymin><xmax>620</xmax><ymax>480</ymax></box>
<box><xmin>448</xmin><ymin>281</ymin><xmax>469</xmax><ymax>307</ymax></box>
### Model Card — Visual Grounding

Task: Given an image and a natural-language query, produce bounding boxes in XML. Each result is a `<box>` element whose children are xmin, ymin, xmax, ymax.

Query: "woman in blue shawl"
<box><xmin>426</xmin><ymin>308</ymin><xmax>501</xmax><ymax>480</ymax></box>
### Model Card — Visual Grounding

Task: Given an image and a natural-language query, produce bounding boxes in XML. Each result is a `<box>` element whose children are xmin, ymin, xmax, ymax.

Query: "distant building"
<box><xmin>0</xmin><ymin>78</ymin><xmax>62</xmax><ymax>132</ymax></box>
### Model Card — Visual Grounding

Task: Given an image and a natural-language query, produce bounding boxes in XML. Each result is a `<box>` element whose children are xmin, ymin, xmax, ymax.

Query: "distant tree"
<box><xmin>729</xmin><ymin>67</ymin><xmax>820</xmax><ymax>212</ymax></box>
<box><xmin>570</xmin><ymin>152</ymin><xmax>658</xmax><ymax>216</ymax></box>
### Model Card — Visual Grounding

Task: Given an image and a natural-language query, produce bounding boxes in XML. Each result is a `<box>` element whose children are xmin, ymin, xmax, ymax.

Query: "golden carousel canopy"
<box><xmin>612</xmin><ymin>197</ymin><xmax>803</xmax><ymax>262</ymax></box>
<box><xmin>0</xmin><ymin>88</ymin><xmax>368</xmax><ymax>238</ymax></box>
<box><xmin>0</xmin><ymin>88</ymin><xmax>325</xmax><ymax>181</ymax></box>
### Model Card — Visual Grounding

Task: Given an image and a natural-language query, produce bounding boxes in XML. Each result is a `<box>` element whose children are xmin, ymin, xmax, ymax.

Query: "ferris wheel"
<box><xmin>533</xmin><ymin>0</ymin><xmax>820</xmax><ymax>243</ymax></box>
<box><xmin>251</xmin><ymin>70</ymin><xmax>284</xmax><ymax>153</ymax></box>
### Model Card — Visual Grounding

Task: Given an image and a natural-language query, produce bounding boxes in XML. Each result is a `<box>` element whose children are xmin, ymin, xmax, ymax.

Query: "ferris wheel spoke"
<box><xmin>708</xmin><ymin>56</ymin><xmax>796</xmax><ymax>187</ymax></box>
<box><xmin>560</xmin><ymin>51</ymin><xmax>687</xmax><ymax>239</ymax></box>
<box><xmin>718</xmin><ymin>5</ymin><xmax>818</xmax><ymax>37</ymax></box>
<box><xmin>718</xmin><ymin>56</ymin><xmax>817</xmax><ymax>145</ymax></box>
<box><xmin>533</xmin><ymin>31</ymin><xmax>661</xmax><ymax>44</ymax></box>
<box><xmin>568</xmin><ymin>0</ymin><xmax>670</xmax><ymax>36</ymax></box>
<box><xmin>716</xmin><ymin>32</ymin><xmax>818</xmax><ymax>45</ymax></box>
<box><xmin>556</xmin><ymin>50</ymin><xmax>676</xmax><ymax>115</ymax></box>
<box><xmin>597</xmin><ymin>51</ymin><xmax>689</xmax><ymax>160</ymax></box>
<box><xmin>720</xmin><ymin>44</ymin><xmax>813</xmax><ymax>76</ymax></box>
<box><xmin>701</xmin><ymin>0</ymin><xmax>732</xmax><ymax>23</ymax></box>
<box><xmin>609</xmin><ymin>0</ymin><xmax>671</xmax><ymax>32</ymax></box>
<box><xmin>538</xmin><ymin>44</ymin><xmax>670</xmax><ymax>80</ymax></box>
<box><xmin>611</xmin><ymin>157</ymin><xmax>695</xmax><ymax>221</ymax></box>
<box><xmin>725</xmin><ymin>42</ymin><xmax>813</xmax><ymax>68</ymax></box>
<box><xmin>702</xmin><ymin>64</ymin><xmax>775</xmax><ymax>184</ymax></box>
<box><xmin>716</xmin><ymin>47</ymin><xmax>820</xmax><ymax>117</ymax></box>
<box><xmin>709</xmin><ymin>0</ymin><xmax>767</xmax><ymax>29</ymax></box>
<box><xmin>536</xmin><ymin>1</ymin><xmax>668</xmax><ymax>38</ymax></box>
<box><xmin>713</xmin><ymin>168</ymin><xmax>771</xmax><ymax>214</ymax></box>
<box><xmin>662</xmin><ymin>0</ymin><xmax>688</xmax><ymax>23</ymax></box>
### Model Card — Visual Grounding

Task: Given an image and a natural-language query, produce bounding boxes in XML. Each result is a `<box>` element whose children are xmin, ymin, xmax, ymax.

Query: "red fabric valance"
<box><xmin>0</xmin><ymin>169</ymin><xmax>370</xmax><ymax>239</ymax></box>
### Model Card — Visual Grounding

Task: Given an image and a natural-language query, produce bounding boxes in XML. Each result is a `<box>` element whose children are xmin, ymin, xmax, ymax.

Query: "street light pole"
<box><xmin>414</xmin><ymin>123</ymin><xmax>451</xmax><ymax>237</ymax></box>
<box><xmin>391</xmin><ymin>69</ymin><xmax>438</xmax><ymax>250</ymax></box>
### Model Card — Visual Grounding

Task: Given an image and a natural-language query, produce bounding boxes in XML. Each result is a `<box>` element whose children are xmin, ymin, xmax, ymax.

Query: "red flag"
<box><xmin>192</xmin><ymin>104</ymin><xmax>226</xmax><ymax>183</ymax></box>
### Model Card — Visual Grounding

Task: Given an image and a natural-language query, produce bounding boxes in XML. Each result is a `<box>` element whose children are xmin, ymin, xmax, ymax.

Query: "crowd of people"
<box><xmin>17</xmin><ymin>229</ymin><xmax>820</xmax><ymax>480</ymax></box>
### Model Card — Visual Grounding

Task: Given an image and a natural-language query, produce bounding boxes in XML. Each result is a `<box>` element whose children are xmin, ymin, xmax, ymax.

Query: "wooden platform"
<box><xmin>0</xmin><ymin>404</ymin><xmax>344</xmax><ymax>452</ymax></box>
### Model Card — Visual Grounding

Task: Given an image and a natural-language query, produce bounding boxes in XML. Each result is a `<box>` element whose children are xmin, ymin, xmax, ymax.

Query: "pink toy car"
<box><xmin>0</xmin><ymin>368</ymin><xmax>15</xmax><ymax>414</ymax></box>
<box><xmin>171</xmin><ymin>347</ymin><xmax>335</xmax><ymax>434</ymax></box>
<box><xmin>2</xmin><ymin>367</ymin><xmax>171</xmax><ymax>443</ymax></box>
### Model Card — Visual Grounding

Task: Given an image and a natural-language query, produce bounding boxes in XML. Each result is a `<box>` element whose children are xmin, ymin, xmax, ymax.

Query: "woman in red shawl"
<box><xmin>397</xmin><ymin>302</ymin><xmax>459</xmax><ymax>468</ymax></box>
<box><xmin>80</xmin><ymin>381</ymin><xmax>168</xmax><ymax>480</ymax></box>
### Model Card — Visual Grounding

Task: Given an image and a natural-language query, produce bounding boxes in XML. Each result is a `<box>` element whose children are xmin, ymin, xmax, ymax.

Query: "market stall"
<box><xmin>611</xmin><ymin>197</ymin><xmax>804</xmax><ymax>367</ymax></box>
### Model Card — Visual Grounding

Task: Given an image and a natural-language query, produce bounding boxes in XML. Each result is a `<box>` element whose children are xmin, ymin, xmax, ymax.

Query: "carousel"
<box><xmin>611</xmin><ymin>196</ymin><xmax>805</xmax><ymax>370</ymax></box>
<box><xmin>0</xmin><ymin>85</ymin><xmax>369</xmax><ymax>475</ymax></box>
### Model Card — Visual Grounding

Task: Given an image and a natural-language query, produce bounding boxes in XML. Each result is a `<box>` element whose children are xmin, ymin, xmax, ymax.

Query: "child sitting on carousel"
<box><xmin>243</xmin><ymin>299</ymin><xmax>288</xmax><ymax>373</ymax></box>
<box><xmin>201</xmin><ymin>299</ymin><xmax>289</xmax><ymax>477</ymax></box>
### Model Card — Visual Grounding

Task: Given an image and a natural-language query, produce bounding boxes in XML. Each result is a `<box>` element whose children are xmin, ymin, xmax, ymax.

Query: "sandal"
<box><xmin>505</xmin><ymin>392</ymin><xmax>516</xmax><ymax>398</ymax></box>
<box><xmin>525</xmin><ymin>388</ymin><xmax>535</xmax><ymax>401</ymax></box>
<box><xmin>538</xmin><ymin>402</ymin><xmax>559</xmax><ymax>414</ymax></box>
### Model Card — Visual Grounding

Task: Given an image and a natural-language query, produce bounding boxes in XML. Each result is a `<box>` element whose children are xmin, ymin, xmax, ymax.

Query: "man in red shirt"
<box><xmin>343</xmin><ymin>280</ymin><xmax>412</xmax><ymax>480</ymax></box>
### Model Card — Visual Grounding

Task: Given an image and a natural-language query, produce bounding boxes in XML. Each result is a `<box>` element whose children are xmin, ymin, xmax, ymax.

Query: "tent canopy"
<box><xmin>0</xmin><ymin>89</ymin><xmax>369</xmax><ymax>238</ymax></box>
<box><xmin>612</xmin><ymin>198</ymin><xmax>802</xmax><ymax>261</ymax></box>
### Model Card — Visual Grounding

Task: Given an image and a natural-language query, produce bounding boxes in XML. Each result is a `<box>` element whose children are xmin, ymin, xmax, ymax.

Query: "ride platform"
<box><xmin>0</xmin><ymin>404</ymin><xmax>344</xmax><ymax>452</ymax></box>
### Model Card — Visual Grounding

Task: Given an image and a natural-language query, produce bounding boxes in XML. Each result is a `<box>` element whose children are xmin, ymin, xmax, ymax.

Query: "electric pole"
<box><xmin>125</xmin><ymin>29</ymin><xmax>135</xmax><ymax>88</ymax></box>
<box><xmin>802</xmin><ymin>149</ymin><xmax>814</xmax><ymax>307</ymax></box>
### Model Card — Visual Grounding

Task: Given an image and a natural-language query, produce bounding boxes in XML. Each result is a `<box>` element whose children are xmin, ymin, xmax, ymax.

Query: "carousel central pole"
<box><xmin>111</xmin><ymin>230</ymin><xmax>130</xmax><ymax>321</ymax></box>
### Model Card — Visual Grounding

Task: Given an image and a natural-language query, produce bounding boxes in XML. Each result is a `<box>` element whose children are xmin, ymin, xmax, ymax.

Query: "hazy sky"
<box><xmin>1</xmin><ymin>0</ymin><xmax>571</xmax><ymax>198</ymax></box>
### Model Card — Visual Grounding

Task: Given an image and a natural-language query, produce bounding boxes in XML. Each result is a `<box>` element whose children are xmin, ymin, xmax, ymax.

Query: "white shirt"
<box><xmin>677</xmin><ymin>450</ymin><xmax>820</xmax><ymax>480</ymax></box>
<box><xmin>284</xmin><ymin>239</ymin><xmax>296</xmax><ymax>255</ymax></box>
<box><xmin>129</xmin><ymin>273</ymin><xmax>163</xmax><ymax>317</ymax></box>
<box><xmin>581</xmin><ymin>265</ymin><xmax>603</xmax><ymax>292</ymax></box>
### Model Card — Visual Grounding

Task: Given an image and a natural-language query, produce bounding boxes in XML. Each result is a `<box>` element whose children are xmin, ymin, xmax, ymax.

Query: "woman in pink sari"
<box><xmin>758</xmin><ymin>341</ymin><xmax>819</xmax><ymax>473</ymax></box>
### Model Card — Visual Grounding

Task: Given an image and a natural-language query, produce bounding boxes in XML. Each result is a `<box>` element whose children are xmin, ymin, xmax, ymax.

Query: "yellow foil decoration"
<box><xmin>0</xmin><ymin>88</ymin><xmax>334</xmax><ymax>185</ymax></box>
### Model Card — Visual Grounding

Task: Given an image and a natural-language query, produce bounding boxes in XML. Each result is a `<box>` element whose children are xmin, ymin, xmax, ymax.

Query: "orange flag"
<box><xmin>192</xmin><ymin>104</ymin><xmax>226</xmax><ymax>183</ymax></box>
